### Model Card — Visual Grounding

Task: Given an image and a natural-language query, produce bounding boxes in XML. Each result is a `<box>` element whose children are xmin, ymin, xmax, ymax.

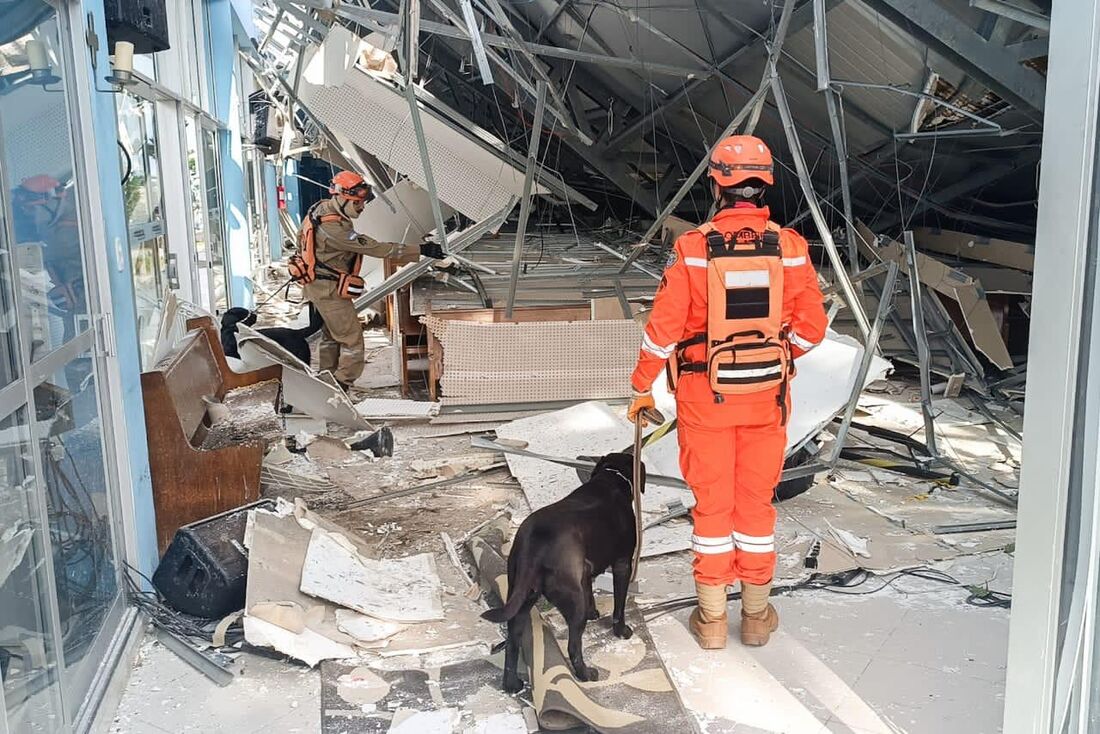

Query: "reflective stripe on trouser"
<box><xmin>678</xmin><ymin>397</ymin><xmax>785</xmax><ymax>586</ymax></box>
<box><xmin>310</xmin><ymin>293</ymin><xmax>365</xmax><ymax>384</ymax></box>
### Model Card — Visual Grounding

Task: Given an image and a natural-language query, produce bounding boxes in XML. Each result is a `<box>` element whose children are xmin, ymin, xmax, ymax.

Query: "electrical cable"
<box><xmin>641</xmin><ymin>566</ymin><xmax>1010</xmax><ymax>622</ymax></box>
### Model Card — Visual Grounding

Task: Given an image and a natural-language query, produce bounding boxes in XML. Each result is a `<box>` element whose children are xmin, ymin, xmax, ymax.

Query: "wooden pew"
<box><xmin>142</xmin><ymin>318</ymin><xmax>281</xmax><ymax>554</ymax></box>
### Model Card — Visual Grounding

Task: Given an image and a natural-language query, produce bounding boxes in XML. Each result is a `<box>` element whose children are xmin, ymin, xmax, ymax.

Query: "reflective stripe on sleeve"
<box><xmin>641</xmin><ymin>332</ymin><xmax>675</xmax><ymax>359</ymax></box>
<box><xmin>789</xmin><ymin>331</ymin><xmax>819</xmax><ymax>351</ymax></box>
<box><xmin>684</xmin><ymin>257</ymin><xmax>708</xmax><ymax>268</ymax></box>
<box><xmin>782</xmin><ymin>256</ymin><xmax>807</xmax><ymax>267</ymax></box>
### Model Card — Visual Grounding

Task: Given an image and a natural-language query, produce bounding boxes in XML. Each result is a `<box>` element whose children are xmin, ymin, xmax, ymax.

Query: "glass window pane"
<box><xmin>131</xmin><ymin>52</ymin><xmax>155</xmax><ymax>82</ymax></box>
<box><xmin>0</xmin><ymin>406</ymin><xmax>64</xmax><ymax>733</ymax></box>
<box><xmin>202</xmin><ymin>128</ymin><xmax>228</xmax><ymax>312</ymax></box>
<box><xmin>116</xmin><ymin>93</ymin><xmax>150</xmax><ymax>224</ymax></box>
<box><xmin>0</xmin><ymin>178</ymin><xmax>22</xmax><ymax>388</ymax></box>
<box><xmin>0</xmin><ymin>4</ymin><xmax>90</xmax><ymax>358</ymax></box>
<box><xmin>33</xmin><ymin>352</ymin><xmax>120</xmax><ymax>718</ymax></box>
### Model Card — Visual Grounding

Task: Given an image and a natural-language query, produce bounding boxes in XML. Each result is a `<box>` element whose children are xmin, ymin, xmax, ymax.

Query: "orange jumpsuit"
<box><xmin>631</xmin><ymin>204</ymin><xmax>827</xmax><ymax>587</ymax></box>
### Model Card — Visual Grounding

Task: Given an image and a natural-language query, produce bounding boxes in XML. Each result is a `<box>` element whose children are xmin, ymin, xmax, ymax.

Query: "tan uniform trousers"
<box><xmin>305</xmin><ymin>281</ymin><xmax>363</xmax><ymax>386</ymax></box>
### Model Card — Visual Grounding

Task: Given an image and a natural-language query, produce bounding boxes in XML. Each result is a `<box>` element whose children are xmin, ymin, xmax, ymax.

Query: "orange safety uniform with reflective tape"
<box><xmin>631</xmin><ymin>204</ymin><xmax>827</xmax><ymax>587</ymax></box>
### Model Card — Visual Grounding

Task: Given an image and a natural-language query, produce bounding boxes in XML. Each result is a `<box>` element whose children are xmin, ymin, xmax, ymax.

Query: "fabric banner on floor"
<box><xmin>468</xmin><ymin>520</ymin><xmax>694</xmax><ymax>733</ymax></box>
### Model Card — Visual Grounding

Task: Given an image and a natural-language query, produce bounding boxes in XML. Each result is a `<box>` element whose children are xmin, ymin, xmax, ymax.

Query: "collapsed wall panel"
<box><xmin>299</xmin><ymin>27</ymin><xmax>545</xmax><ymax>222</ymax></box>
<box><xmin>425</xmin><ymin>318</ymin><xmax>641</xmax><ymax>405</ymax></box>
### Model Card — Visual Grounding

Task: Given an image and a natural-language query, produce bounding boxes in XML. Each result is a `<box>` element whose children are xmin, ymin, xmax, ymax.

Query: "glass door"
<box><xmin>117</xmin><ymin>91</ymin><xmax>169</xmax><ymax>367</ymax></box>
<box><xmin>0</xmin><ymin>2</ymin><xmax>127</xmax><ymax>730</ymax></box>
<box><xmin>183</xmin><ymin>116</ymin><xmax>229</xmax><ymax>313</ymax></box>
<box><xmin>201</xmin><ymin>125</ymin><xmax>229</xmax><ymax>312</ymax></box>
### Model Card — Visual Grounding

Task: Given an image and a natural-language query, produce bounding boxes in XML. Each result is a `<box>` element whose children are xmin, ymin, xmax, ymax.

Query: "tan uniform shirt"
<box><xmin>303</xmin><ymin>198</ymin><xmax>421</xmax><ymax>299</ymax></box>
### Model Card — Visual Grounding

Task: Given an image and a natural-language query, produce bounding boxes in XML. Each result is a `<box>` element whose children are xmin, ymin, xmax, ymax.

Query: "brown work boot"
<box><xmin>689</xmin><ymin>608</ymin><xmax>728</xmax><ymax>650</ymax></box>
<box><xmin>740</xmin><ymin>604</ymin><xmax>779</xmax><ymax>647</ymax></box>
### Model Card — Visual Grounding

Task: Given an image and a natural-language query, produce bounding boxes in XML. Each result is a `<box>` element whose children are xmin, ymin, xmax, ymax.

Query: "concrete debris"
<box><xmin>411</xmin><ymin>453</ymin><xmax>501</xmax><ymax>479</ymax></box>
<box><xmin>243</xmin><ymin>615</ymin><xmax>356</xmax><ymax>669</ymax></box>
<box><xmin>388</xmin><ymin>708</ymin><xmax>460</xmax><ymax>733</ymax></box>
<box><xmin>356</xmin><ymin>397</ymin><xmax>441</xmax><ymax>419</ymax></box>
<box><xmin>335</xmin><ymin>610</ymin><xmax>408</xmax><ymax>645</ymax></box>
<box><xmin>299</xmin><ymin>527</ymin><xmax>445</xmax><ymax>623</ymax></box>
<box><xmin>825</xmin><ymin>520</ymin><xmax>871</xmax><ymax>558</ymax></box>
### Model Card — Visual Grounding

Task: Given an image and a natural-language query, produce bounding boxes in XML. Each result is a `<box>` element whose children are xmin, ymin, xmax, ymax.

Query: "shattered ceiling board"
<box><xmin>914</xmin><ymin>227</ymin><xmax>1034</xmax><ymax>272</ymax></box>
<box><xmin>425</xmin><ymin>318</ymin><xmax>642</xmax><ymax>405</ymax></box>
<box><xmin>299</xmin><ymin>30</ymin><xmax>544</xmax><ymax>222</ymax></box>
<box><xmin>858</xmin><ymin>222</ymin><xmax>1013</xmax><ymax>370</ymax></box>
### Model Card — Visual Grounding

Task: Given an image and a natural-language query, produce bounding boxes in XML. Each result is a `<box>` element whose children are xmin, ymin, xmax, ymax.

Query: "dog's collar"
<box><xmin>604</xmin><ymin>467</ymin><xmax>633</xmax><ymax>492</ymax></box>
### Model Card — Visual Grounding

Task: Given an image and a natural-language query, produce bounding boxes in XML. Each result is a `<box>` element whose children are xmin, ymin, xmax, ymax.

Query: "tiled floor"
<box><xmin>104</xmin><ymin>640</ymin><xmax>320</xmax><ymax>734</ymax></box>
<box><xmin>104</xmin><ymin>553</ymin><xmax>1010</xmax><ymax>734</ymax></box>
<box><xmin>648</xmin><ymin>553</ymin><xmax>1012</xmax><ymax>734</ymax></box>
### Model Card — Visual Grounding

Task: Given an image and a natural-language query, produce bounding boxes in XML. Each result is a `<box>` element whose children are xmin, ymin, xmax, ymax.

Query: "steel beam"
<box><xmin>534</xmin><ymin>0</ymin><xmax>573</xmax><ymax>43</ymax></box>
<box><xmin>745</xmin><ymin>0</ymin><xmax>798</xmax><ymax>134</ymax></box>
<box><xmin>970</xmin><ymin>0</ymin><xmax>1050</xmax><ymax>31</ymax></box>
<box><xmin>506</xmin><ymin>81</ymin><xmax>548</xmax><ymax>318</ymax></box>
<box><xmin>873</xmin><ymin>147</ymin><xmax>1040</xmax><ymax>231</ymax></box>
<box><xmin>353</xmin><ymin>200</ymin><xmax>516</xmax><ymax>311</ymax></box>
<box><xmin>602</xmin><ymin>0</ymin><xmax>824</xmax><ymax>152</ymax></box>
<box><xmin>903</xmin><ymin>230</ymin><xmax>939</xmax><ymax>457</ymax></box>
<box><xmin>772</xmin><ymin>74</ymin><xmax>872</xmax><ymax>339</ymax></box>
<box><xmin>827</xmin><ymin>260</ymin><xmax>900</xmax><ymax>463</ymax></box>
<box><xmin>865</xmin><ymin>0</ymin><xmax>1047</xmax><ymax>116</ymax></box>
<box><xmin>403</xmin><ymin>81</ymin><xmax>451</xmax><ymax>251</ymax></box>
<box><xmin>336</xmin><ymin>5</ymin><xmax>705</xmax><ymax>79</ymax></box>
<box><xmin>1005</xmin><ymin>35</ymin><xmax>1049</xmax><ymax>60</ymax></box>
<box><xmin>458</xmin><ymin>0</ymin><xmax>494</xmax><ymax>83</ymax></box>
<box><xmin>814</xmin><ymin>0</ymin><xmax>859</xmax><ymax>270</ymax></box>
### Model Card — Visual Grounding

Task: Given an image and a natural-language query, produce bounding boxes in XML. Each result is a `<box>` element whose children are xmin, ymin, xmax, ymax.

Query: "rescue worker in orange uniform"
<box><xmin>301</xmin><ymin>171</ymin><xmax>445</xmax><ymax>391</ymax></box>
<box><xmin>627</xmin><ymin>136</ymin><xmax>827</xmax><ymax>649</ymax></box>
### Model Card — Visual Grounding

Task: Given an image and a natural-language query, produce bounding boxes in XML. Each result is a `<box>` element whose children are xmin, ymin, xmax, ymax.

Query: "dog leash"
<box><xmin>631</xmin><ymin>407</ymin><xmax>666</xmax><ymax>583</ymax></box>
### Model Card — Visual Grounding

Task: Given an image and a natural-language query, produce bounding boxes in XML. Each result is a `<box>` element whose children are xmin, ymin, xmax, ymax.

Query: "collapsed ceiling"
<box><xmin>250</xmin><ymin>0</ymin><xmax>1047</xmax><ymax>245</ymax></box>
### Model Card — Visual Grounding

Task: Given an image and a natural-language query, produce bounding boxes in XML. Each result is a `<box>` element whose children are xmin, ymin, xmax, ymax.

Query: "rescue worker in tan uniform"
<box><xmin>301</xmin><ymin>171</ymin><xmax>444</xmax><ymax>390</ymax></box>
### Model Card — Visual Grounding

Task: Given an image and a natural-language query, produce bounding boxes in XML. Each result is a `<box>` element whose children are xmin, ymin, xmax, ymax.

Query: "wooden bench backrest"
<box><xmin>157</xmin><ymin>328</ymin><xmax>224</xmax><ymax>443</ymax></box>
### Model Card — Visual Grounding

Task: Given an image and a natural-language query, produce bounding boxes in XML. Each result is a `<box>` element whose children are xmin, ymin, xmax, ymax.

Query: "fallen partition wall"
<box><xmin>424</xmin><ymin>317</ymin><xmax>643</xmax><ymax>406</ymax></box>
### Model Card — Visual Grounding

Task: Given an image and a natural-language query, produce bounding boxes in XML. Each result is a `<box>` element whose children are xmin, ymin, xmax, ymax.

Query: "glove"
<box><xmin>420</xmin><ymin>242</ymin><xmax>446</xmax><ymax>259</ymax></box>
<box><xmin>627</xmin><ymin>390</ymin><xmax>656</xmax><ymax>426</ymax></box>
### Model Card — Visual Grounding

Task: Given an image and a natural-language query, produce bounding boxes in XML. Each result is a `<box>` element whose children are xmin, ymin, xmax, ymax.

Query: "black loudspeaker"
<box><xmin>250</xmin><ymin>92</ymin><xmax>280</xmax><ymax>155</ymax></box>
<box><xmin>152</xmin><ymin>500</ymin><xmax>272</xmax><ymax>619</ymax></box>
<box><xmin>104</xmin><ymin>0</ymin><xmax>170</xmax><ymax>55</ymax></box>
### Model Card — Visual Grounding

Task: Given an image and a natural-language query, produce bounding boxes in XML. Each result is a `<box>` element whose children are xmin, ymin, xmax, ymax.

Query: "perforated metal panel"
<box><xmin>426</xmin><ymin>318</ymin><xmax>642</xmax><ymax>405</ymax></box>
<box><xmin>300</xmin><ymin>55</ymin><xmax>544</xmax><ymax>222</ymax></box>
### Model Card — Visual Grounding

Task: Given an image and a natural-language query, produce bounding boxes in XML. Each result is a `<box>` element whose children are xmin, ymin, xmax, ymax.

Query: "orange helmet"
<box><xmin>707</xmin><ymin>135</ymin><xmax>774</xmax><ymax>187</ymax></box>
<box><xmin>21</xmin><ymin>175</ymin><xmax>61</xmax><ymax>195</ymax></box>
<box><xmin>330</xmin><ymin>170</ymin><xmax>371</xmax><ymax>201</ymax></box>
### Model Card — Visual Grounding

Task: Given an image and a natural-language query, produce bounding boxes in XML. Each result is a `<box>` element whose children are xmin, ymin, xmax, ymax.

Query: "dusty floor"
<box><xmin>107</xmin><ymin>551</ymin><xmax>1011</xmax><ymax>734</ymax></box>
<box><xmin>105</xmin><ymin>313</ymin><xmax>1018</xmax><ymax>733</ymax></box>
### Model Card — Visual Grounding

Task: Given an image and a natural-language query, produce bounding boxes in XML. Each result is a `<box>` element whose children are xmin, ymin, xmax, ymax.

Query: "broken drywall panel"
<box><xmin>237</xmin><ymin>325</ymin><xmax>372</xmax><ymax>430</ymax></box>
<box><xmin>243</xmin><ymin>615</ymin><xmax>356</xmax><ymax>668</ymax></box>
<box><xmin>492</xmin><ymin>331</ymin><xmax>888</xmax><ymax>551</ymax></box>
<box><xmin>354</xmin><ymin>178</ymin><xmax>455</xmax><ymax>245</ymax></box>
<box><xmin>356</xmin><ymin>397</ymin><xmax>441</xmax><ymax>419</ymax></box>
<box><xmin>956</xmin><ymin>265</ymin><xmax>1032</xmax><ymax>295</ymax></box>
<box><xmin>914</xmin><ymin>227</ymin><xmax>1034</xmax><ymax>272</ymax></box>
<box><xmin>661</xmin><ymin>215</ymin><xmax>697</xmax><ymax>246</ymax></box>
<box><xmin>865</xmin><ymin>227</ymin><xmax>1014</xmax><ymax>370</ymax></box>
<box><xmin>245</xmin><ymin>511</ymin><xmax>356</xmax><ymax>646</ymax></box>
<box><xmin>493</xmin><ymin>401</ymin><xmax>692</xmax><ymax>557</ymax></box>
<box><xmin>388</xmin><ymin>708</ymin><xmax>460</xmax><ymax>733</ymax></box>
<box><xmin>787</xmin><ymin>332</ymin><xmax>892</xmax><ymax>454</ymax></box>
<box><xmin>410</xmin><ymin>453</ymin><xmax>500</xmax><ymax>479</ymax></box>
<box><xmin>300</xmin><ymin>528</ymin><xmax>445</xmax><ymax>623</ymax></box>
<box><xmin>299</xmin><ymin>33</ymin><xmax>546</xmax><ymax>222</ymax></box>
<box><xmin>335</xmin><ymin>609</ymin><xmax>407</xmax><ymax>645</ymax></box>
<box><xmin>426</xmin><ymin>318</ymin><xmax>643</xmax><ymax>405</ymax></box>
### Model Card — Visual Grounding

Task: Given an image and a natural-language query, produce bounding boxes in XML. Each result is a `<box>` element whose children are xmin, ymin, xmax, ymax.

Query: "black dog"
<box><xmin>220</xmin><ymin>305</ymin><xmax>323</xmax><ymax>367</ymax></box>
<box><xmin>482</xmin><ymin>452</ymin><xmax>644</xmax><ymax>692</ymax></box>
